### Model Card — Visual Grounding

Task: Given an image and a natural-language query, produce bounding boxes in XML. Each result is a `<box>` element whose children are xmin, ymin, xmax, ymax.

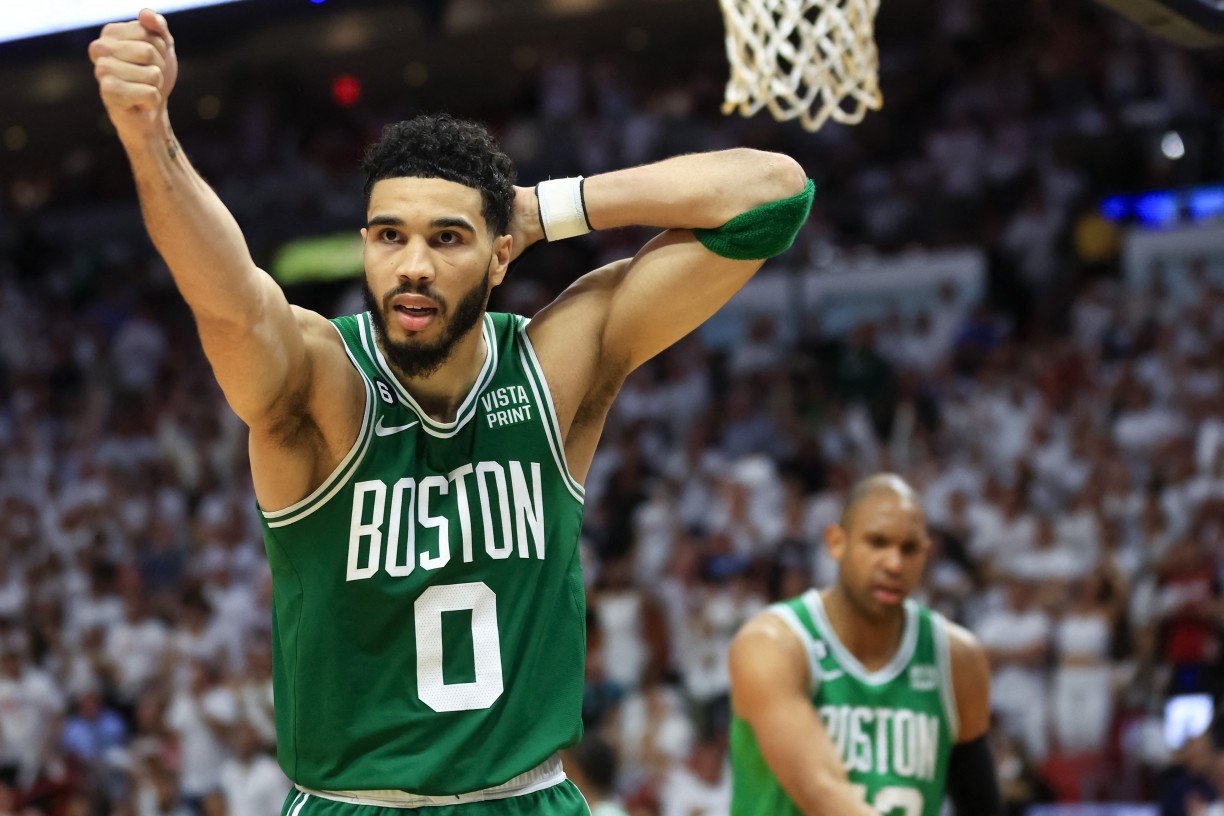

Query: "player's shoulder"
<box><xmin>916</xmin><ymin>601</ymin><xmax>987</xmax><ymax>663</ymax></box>
<box><xmin>292</xmin><ymin>304</ymin><xmax>346</xmax><ymax>343</ymax></box>
<box><xmin>732</xmin><ymin>605</ymin><xmax>810</xmax><ymax>664</ymax></box>
<box><xmin>738</xmin><ymin>606</ymin><xmax>799</xmax><ymax>640</ymax></box>
<box><xmin>729</xmin><ymin>608</ymin><xmax>812</xmax><ymax>701</ymax></box>
<box><xmin>285</xmin><ymin>306</ymin><xmax>362</xmax><ymax>408</ymax></box>
<box><xmin>942</xmin><ymin>618</ymin><xmax>988</xmax><ymax>667</ymax></box>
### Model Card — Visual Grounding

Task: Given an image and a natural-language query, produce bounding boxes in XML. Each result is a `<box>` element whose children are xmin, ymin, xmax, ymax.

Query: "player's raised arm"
<box><xmin>944</xmin><ymin>622</ymin><xmax>1003</xmax><ymax>816</ymax></box>
<box><xmin>728</xmin><ymin>613</ymin><xmax>880</xmax><ymax>816</ymax></box>
<box><xmin>526</xmin><ymin>148</ymin><xmax>809</xmax><ymax>375</ymax></box>
<box><xmin>88</xmin><ymin>9</ymin><xmax>333</xmax><ymax>427</ymax></box>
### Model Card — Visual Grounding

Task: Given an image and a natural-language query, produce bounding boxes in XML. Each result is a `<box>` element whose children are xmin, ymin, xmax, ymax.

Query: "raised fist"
<box><xmin>89</xmin><ymin>9</ymin><xmax>179</xmax><ymax>143</ymax></box>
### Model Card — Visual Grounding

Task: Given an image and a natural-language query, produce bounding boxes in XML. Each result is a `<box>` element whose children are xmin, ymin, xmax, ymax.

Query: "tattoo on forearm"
<box><xmin>167</xmin><ymin>138</ymin><xmax>180</xmax><ymax>161</ymax></box>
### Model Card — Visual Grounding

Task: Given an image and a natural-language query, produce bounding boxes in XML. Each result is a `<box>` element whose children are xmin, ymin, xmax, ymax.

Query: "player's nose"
<box><xmin>880</xmin><ymin>547</ymin><xmax>903</xmax><ymax>575</ymax></box>
<box><xmin>396</xmin><ymin>236</ymin><xmax>436</xmax><ymax>284</ymax></box>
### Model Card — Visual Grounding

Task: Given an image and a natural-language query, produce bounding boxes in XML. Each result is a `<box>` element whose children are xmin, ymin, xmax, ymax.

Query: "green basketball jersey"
<box><xmin>730</xmin><ymin>590</ymin><xmax>958</xmax><ymax>816</ymax></box>
<box><xmin>258</xmin><ymin>311</ymin><xmax>587</xmax><ymax>796</ymax></box>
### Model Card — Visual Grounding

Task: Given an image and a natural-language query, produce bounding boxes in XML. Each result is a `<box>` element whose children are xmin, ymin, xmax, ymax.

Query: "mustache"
<box><xmin>381</xmin><ymin>282</ymin><xmax>447</xmax><ymax>313</ymax></box>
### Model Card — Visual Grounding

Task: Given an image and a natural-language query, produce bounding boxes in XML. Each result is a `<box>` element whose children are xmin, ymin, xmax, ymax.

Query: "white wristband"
<box><xmin>535</xmin><ymin>177</ymin><xmax>591</xmax><ymax>241</ymax></box>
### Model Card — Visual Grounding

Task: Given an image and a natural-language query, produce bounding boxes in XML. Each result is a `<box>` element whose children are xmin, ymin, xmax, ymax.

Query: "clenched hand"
<box><xmin>89</xmin><ymin>9</ymin><xmax>178</xmax><ymax>145</ymax></box>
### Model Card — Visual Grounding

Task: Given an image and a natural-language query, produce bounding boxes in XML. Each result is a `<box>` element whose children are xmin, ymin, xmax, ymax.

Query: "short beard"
<box><xmin>363</xmin><ymin>269</ymin><xmax>491</xmax><ymax>379</ymax></box>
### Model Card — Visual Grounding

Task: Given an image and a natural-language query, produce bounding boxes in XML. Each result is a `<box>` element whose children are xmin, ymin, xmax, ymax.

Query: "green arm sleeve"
<box><xmin>694</xmin><ymin>178</ymin><xmax>815</xmax><ymax>261</ymax></box>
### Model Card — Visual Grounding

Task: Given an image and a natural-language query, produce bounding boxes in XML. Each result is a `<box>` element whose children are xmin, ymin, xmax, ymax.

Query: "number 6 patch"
<box><xmin>375</xmin><ymin>379</ymin><xmax>396</xmax><ymax>405</ymax></box>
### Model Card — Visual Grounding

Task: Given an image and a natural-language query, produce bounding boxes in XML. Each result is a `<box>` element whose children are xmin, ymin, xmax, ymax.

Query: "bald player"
<box><xmin>728</xmin><ymin>474</ymin><xmax>1001</xmax><ymax>815</ymax></box>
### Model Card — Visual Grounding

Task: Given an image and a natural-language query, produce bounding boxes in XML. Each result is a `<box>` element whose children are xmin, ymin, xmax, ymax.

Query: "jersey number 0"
<box><xmin>414</xmin><ymin>582</ymin><xmax>504</xmax><ymax>712</ymax></box>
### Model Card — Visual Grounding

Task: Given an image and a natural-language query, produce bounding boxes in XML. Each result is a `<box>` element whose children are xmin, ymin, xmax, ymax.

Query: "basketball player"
<box><xmin>89</xmin><ymin>9</ymin><xmax>811</xmax><ymax>815</ymax></box>
<box><xmin>729</xmin><ymin>474</ymin><xmax>1001</xmax><ymax>815</ymax></box>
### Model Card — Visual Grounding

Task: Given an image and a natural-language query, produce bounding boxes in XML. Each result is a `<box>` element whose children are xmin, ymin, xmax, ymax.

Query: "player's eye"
<box><xmin>436</xmin><ymin>230</ymin><xmax>460</xmax><ymax>245</ymax></box>
<box><xmin>381</xmin><ymin>228</ymin><xmax>401</xmax><ymax>243</ymax></box>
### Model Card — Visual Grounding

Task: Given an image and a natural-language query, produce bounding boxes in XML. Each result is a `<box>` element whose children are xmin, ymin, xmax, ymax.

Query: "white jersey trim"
<box><xmin>931</xmin><ymin>612</ymin><xmax>961</xmax><ymax>741</ymax></box>
<box><xmin>766</xmin><ymin>604</ymin><xmax>824</xmax><ymax>695</ymax></box>
<box><xmin>804</xmin><ymin>589</ymin><xmax>919</xmax><ymax>686</ymax></box>
<box><xmin>517</xmin><ymin>317</ymin><xmax>585</xmax><ymax>503</ymax></box>
<box><xmin>360</xmin><ymin>312</ymin><xmax>497</xmax><ymax>438</ymax></box>
<box><xmin>260</xmin><ymin>323</ymin><xmax>376</xmax><ymax>526</ymax></box>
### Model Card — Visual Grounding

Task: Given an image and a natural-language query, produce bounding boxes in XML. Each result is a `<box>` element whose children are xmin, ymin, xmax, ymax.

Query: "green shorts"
<box><xmin>279</xmin><ymin>782</ymin><xmax>590</xmax><ymax>816</ymax></box>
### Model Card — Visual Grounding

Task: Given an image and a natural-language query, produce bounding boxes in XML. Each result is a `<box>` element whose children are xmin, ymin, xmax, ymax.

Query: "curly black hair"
<box><xmin>361</xmin><ymin>114</ymin><xmax>516</xmax><ymax>237</ymax></box>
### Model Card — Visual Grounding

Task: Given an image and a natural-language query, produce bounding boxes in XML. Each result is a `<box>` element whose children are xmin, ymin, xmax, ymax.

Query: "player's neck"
<box><xmin>388</xmin><ymin>325</ymin><xmax>488</xmax><ymax>423</ymax></box>
<box><xmin>820</xmin><ymin>586</ymin><xmax>906</xmax><ymax>673</ymax></box>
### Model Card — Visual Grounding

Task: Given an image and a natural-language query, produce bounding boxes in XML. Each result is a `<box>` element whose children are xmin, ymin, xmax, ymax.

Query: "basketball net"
<box><xmin>720</xmin><ymin>0</ymin><xmax>882</xmax><ymax>132</ymax></box>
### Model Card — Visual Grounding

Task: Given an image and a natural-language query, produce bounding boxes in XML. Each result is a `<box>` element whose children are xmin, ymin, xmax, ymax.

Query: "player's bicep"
<box><xmin>947</xmin><ymin>622</ymin><xmax>992</xmax><ymax>742</ymax></box>
<box><xmin>195</xmin><ymin>271</ymin><xmax>312</xmax><ymax>426</ymax></box>
<box><xmin>526</xmin><ymin>264</ymin><xmax>622</xmax><ymax>427</ymax></box>
<box><xmin>244</xmin><ymin>307</ymin><xmax>365</xmax><ymax>512</ymax></box>
<box><xmin>600</xmin><ymin>230</ymin><xmax>762</xmax><ymax>372</ymax></box>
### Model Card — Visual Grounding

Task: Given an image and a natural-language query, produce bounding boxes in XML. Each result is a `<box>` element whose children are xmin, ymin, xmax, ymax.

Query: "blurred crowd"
<box><xmin>2</xmin><ymin>1</ymin><xmax>1224</xmax><ymax>815</ymax></box>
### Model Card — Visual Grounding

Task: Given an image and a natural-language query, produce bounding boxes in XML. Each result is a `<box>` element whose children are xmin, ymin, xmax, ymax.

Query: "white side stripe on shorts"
<box><xmin>289</xmin><ymin>792</ymin><xmax>310</xmax><ymax>816</ymax></box>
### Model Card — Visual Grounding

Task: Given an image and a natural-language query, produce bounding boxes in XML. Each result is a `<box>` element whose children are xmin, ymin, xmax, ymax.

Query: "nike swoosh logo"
<box><xmin>374</xmin><ymin>417</ymin><xmax>419</xmax><ymax>437</ymax></box>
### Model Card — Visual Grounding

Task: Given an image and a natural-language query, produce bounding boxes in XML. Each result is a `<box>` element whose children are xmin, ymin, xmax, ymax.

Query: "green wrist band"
<box><xmin>695</xmin><ymin>178</ymin><xmax>815</xmax><ymax>260</ymax></box>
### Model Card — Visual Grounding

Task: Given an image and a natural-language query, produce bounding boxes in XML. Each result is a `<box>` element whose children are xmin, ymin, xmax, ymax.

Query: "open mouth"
<box><xmin>393</xmin><ymin>304</ymin><xmax>439</xmax><ymax>331</ymax></box>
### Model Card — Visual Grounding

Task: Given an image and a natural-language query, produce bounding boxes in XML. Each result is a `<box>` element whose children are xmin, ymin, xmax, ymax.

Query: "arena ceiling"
<box><xmin>0</xmin><ymin>0</ymin><xmax>728</xmax><ymax>171</ymax></box>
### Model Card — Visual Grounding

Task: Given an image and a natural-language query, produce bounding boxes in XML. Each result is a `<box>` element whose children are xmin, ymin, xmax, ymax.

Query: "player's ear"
<box><xmin>490</xmin><ymin>233</ymin><xmax>512</xmax><ymax>286</ymax></box>
<box><xmin>824</xmin><ymin>523</ymin><xmax>847</xmax><ymax>562</ymax></box>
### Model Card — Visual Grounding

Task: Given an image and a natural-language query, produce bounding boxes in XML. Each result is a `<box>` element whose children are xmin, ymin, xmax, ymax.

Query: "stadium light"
<box><xmin>1161</xmin><ymin>131</ymin><xmax>1186</xmax><ymax>160</ymax></box>
<box><xmin>331</xmin><ymin>75</ymin><xmax>362</xmax><ymax>107</ymax></box>
<box><xmin>0</xmin><ymin>0</ymin><xmax>250</xmax><ymax>44</ymax></box>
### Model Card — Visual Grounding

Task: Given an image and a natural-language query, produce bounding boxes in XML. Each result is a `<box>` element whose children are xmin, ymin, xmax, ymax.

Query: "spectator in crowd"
<box><xmin>165</xmin><ymin>662</ymin><xmax>238</xmax><ymax>813</ymax></box>
<box><xmin>993</xmin><ymin>724</ymin><xmax>1055</xmax><ymax>816</ymax></box>
<box><xmin>1052</xmin><ymin>568</ymin><xmax>1127</xmax><ymax>756</ymax></box>
<box><xmin>217</xmin><ymin>723</ymin><xmax>289</xmax><ymax>816</ymax></box>
<box><xmin>134</xmin><ymin>758</ymin><xmax>193</xmax><ymax>816</ymax></box>
<box><xmin>59</xmin><ymin>688</ymin><xmax>126</xmax><ymax>766</ymax></box>
<box><xmin>0</xmin><ymin>644</ymin><xmax>63</xmax><ymax>788</ymax></box>
<box><xmin>657</xmin><ymin>736</ymin><xmax>730</xmax><ymax>816</ymax></box>
<box><xmin>565</xmin><ymin>735</ymin><xmax>630</xmax><ymax>816</ymax></box>
<box><xmin>103</xmin><ymin>593</ymin><xmax>168</xmax><ymax>717</ymax></box>
<box><xmin>975</xmin><ymin>579</ymin><xmax>1052</xmax><ymax>761</ymax></box>
<box><xmin>1161</xmin><ymin>727</ymin><xmax>1219</xmax><ymax>816</ymax></box>
<box><xmin>1156</xmin><ymin>534</ymin><xmax>1223</xmax><ymax>696</ymax></box>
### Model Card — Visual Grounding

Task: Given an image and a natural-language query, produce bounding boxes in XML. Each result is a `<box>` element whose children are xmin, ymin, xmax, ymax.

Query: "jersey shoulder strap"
<box><xmin>765</xmin><ymin>591</ymin><xmax>829</xmax><ymax>693</ymax></box>
<box><xmin>503</xmin><ymin>312</ymin><xmax>586</xmax><ymax>505</ymax></box>
<box><xmin>923</xmin><ymin>604</ymin><xmax>962</xmax><ymax>741</ymax></box>
<box><xmin>330</xmin><ymin>313</ymin><xmax>382</xmax><ymax>387</ymax></box>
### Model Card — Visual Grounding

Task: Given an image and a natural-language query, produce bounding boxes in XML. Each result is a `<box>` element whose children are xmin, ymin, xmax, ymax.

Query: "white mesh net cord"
<box><xmin>720</xmin><ymin>0</ymin><xmax>883</xmax><ymax>132</ymax></box>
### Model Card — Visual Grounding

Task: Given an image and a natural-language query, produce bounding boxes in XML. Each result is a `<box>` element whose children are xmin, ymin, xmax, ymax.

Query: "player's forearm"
<box><xmin>124</xmin><ymin>122</ymin><xmax>265</xmax><ymax>325</ymax></box>
<box><xmin>583</xmin><ymin>148</ymin><xmax>806</xmax><ymax>230</ymax></box>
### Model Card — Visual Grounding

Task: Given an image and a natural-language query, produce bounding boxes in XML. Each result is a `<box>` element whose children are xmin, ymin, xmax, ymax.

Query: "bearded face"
<box><xmin>361</xmin><ymin>176</ymin><xmax>507</xmax><ymax>380</ymax></box>
<box><xmin>363</xmin><ymin>268</ymin><xmax>490</xmax><ymax>379</ymax></box>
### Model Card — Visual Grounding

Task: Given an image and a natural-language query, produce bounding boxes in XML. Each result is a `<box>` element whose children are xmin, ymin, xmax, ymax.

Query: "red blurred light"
<box><xmin>331</xmin><ymin>75</ymin><xmax>362</xmax><ymax>107</ymax></box>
